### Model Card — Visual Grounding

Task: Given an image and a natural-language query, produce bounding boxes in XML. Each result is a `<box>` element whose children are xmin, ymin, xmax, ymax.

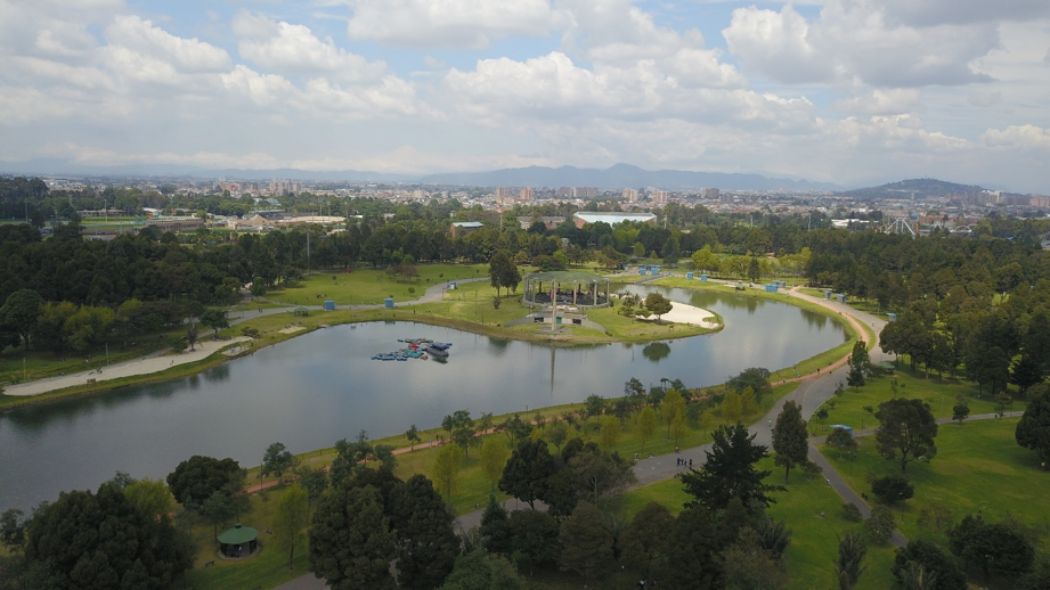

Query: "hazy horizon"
<box><xmin>1</xmin><ymin>1</ymin><xmax>1048</xmax><ymax>192</ymax></box>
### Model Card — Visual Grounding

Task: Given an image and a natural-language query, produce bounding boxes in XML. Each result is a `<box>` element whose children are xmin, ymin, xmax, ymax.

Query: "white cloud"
<box><xmin>442</xmin><ymin>51</ymin><xmax>789</xmax><ymax>127</ymax></box>
<box><xmin>982</xmin><ymin>124</ymin><xmax>1050</xmax><ymax>149</ymax></box>
<box><xmin>105</xmin><ymin>15</ymin><xmax>230</xmax><ymax>73</ymax></box>
<box><xmin>838</xmin><ymin>89</ymin><xmax>920</xmax><ymax>115</ymax></box>
<box><xmin>345</xmin><ymin>0</ymin><xmax>569</xmax><ymax>48</ymax></box>
<box><xmin>723</xmin><ymin>1</ymin><xmax>998</xmax><ymax>87</ymax></box>
<box><xmin>233</xmin><ymin>12</ymin><xmax>386</xmax><ymax>82</ymax></box>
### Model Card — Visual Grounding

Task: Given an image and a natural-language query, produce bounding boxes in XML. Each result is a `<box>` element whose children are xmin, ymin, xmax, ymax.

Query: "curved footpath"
<box><xmin>276</xmin><ymin>285</ymin><xmax>904</xmax><ymax>590</ymax></box>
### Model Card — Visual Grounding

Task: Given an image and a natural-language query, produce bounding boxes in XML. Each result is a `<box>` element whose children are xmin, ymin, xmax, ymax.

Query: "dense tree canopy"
<box><xmin>19</xmin><ymin>483</ymin><xmax>192</xmax><ymax>590</ymax></box>
<box><xmin>165</xmin><ymin>455</ymin><xmax>244</xmax><ymax>509</ymax></box>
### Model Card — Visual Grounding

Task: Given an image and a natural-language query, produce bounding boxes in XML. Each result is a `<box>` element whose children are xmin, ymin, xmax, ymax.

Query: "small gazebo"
<box><xmin>522</xmin><ymin>270</ymin><xmax>611</xmax><ymax>309</ymax></box>
<box><xmin>218</xmin><ymin>524</ymin><xmax>259</xmax><ymax>558</ymax></box>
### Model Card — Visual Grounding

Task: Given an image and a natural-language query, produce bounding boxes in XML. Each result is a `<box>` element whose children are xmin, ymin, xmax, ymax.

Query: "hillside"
<box><xmin>842</xmin><ymin>178</ymin><xmax>987</xmax><ymax>200</ymax></box>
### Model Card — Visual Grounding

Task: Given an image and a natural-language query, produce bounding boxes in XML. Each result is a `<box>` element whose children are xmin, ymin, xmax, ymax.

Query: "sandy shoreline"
<box><xmin>639</xmin><ymin>301</ymin><xmax>719</xmax><ymax>328</ymax></box>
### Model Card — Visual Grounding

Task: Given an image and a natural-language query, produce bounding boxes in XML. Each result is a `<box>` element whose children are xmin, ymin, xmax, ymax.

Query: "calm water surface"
<box><xmin>0</xmin><ymin>287</ymin><xmax>844</xmax><ymax>510</ymax></box>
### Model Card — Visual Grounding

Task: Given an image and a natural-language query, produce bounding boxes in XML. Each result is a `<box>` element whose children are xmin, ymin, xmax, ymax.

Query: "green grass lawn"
<box><xmin>825</xmin><ymin>418</ymin><xmax>1050</xmax><ymax>552</ymax></box>
<box><xmin>267</xmin><ymin>263</ymin><xmax>488</xmax><ymax>306</ymax></box>
<box><xmin>809</xmin><ymin>369</ymin><xmax>1005</xmax><ymax>436</ymax></box>
<box><xmin>184</xmin><ymin>485</ymin><xmax>311</xmax><ymax>590</ymax></box>
<box><xmin>615</xmin><ymin>460</ymin><xmax>896</xmax><ymax>590</ymax></box>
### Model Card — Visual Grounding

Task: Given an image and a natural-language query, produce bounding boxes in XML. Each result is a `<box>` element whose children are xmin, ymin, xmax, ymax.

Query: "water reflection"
<box><xmin>642</xmin><ymin>342</ymin><xmax>671</xmax><ymax>363</ymax></box>
<box><xmin>0</xmin><ymin>289</ymin><xmax>845</xmax><ymax>512</ymax></box>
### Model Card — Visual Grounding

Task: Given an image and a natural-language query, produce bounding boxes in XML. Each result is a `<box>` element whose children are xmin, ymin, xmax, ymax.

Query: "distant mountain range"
<box><xmin>1</xmin><ymin>160</ymin><xmax>837</xmax><ymax>192</ymax></box>
<box><xmin>840</xmin><ymin>178</ymin><xmax>988</xmax><ymax>200</ymax></box>
<box><xmin>420</xmin><ymin>163</ymin><xmax>838</xmax><ymax>192</ymax></box>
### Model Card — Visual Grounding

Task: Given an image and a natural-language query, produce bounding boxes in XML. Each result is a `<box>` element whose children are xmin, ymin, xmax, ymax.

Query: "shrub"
<box><xmin>240</xmin><ymin>326</ymin><xmax>260</xmax><ymax>338</ymax></box>
<box><xmin>864</xmin><ymin>506</ymin><xmax>894</xmax><ymax>545</ymax></box>
<box><xmin>871</xmin><ymin>475</ymin><xmax>914</xmax><ymax>505</ymax></box>
<box><xmin>842</xmin><ymin>502</ymin><xmax>863</xmax><ymax>522</ymax></box>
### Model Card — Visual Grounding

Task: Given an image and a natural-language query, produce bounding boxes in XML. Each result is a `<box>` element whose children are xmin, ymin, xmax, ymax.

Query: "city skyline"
<box><xmin>1</xmin><ymin>0</ymin><xmax>1048</xmax><ymax>192</ymax></box>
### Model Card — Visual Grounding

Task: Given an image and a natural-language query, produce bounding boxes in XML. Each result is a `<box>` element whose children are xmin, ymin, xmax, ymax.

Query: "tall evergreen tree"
<box><xmin>772</xmin><ymin>401</ymin><xmax>809</xmax><ymax>483</ymax></box>
<box><xmin>309</xmin><ymin>485</ymin><xmax>397</xmax><ymax>590</ymax></box>
<box><xmin>391</xmin><ymin>475</ymin><xmax>459</xmax><ymax>590</ymax></box>
<box><xmin>681</xmin><ymin>423</ymin><xmax>782</xmax><ymax>512</ymax></box>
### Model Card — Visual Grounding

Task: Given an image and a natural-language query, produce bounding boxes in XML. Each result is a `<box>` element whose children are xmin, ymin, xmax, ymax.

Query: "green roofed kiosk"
<box><xmin>217</xmin><ymin>523</ymin><xmax>259</xmax><ymax>558</ymax></box>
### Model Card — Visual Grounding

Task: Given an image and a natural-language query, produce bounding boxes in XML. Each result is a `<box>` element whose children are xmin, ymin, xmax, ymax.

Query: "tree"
<box><xmin>772</xmin><ymin>401</ymin><xmax>808</xmax><ymax>483</ymax></box>
<box><xmin>892</xmin><ymin>540</ymin><xmax>966</xmax><ymax>590</ymax></box>
<box><xmin>952</xmin><ymin>399</ymin><xmax>970</xmax><ymax>425</ymax></box>
<box><xmin>479</xmin><ymin>496</ymin><xmax>512</xmax><ymax>556</ymax></box>
<box><xmin>681</xmin><ymin>423</ymin><xmax>782</xmax><ymax>512</ymax></box>
<box><xmin>747</xmin><ymin>256</ymin><xmax>761</xmax><ymax>282</ymax></box>
<box><xmin>870</xmin><ymin>475</ymin><xmax>914</xmax><ymax>504</ymax></box>
<box><xmin>166</xmin><ymin>455</ymin><xmax>244</xmax><ymax>509</ymax></box>
<box><xmin>499</xmin><ymin>439</ymin><xmax>556</xmax><ymax>509</ymax></box>
<box><xmin>274</xmin><ymin>485</ymin><xmax>309</xmax><ymax>569</ymax></box>
<box><xmin>1011</xmin><ymin>354</ymin><xmax>1044</xmax><ymax>394</ymax></box>
<box><xmin>391</xmin><ymin>475</ymin><xmax>458</xmax><ymax>590</ymax></box>
<box><xmin>406</xmin><ymin>424</ymin><xmax>421</xmax><ymax>450</ymax></box>
<box><xmin>663</xmin><ymin>504</ymin><xmax>737</xmax><ymax>589</ymax></box>
<box><xmin>479</xmin><ymin>437</ymin><xmax>509</xmax><ymax>491</ymax></box>
<box><xmin>583</xmin><ymin>394</ymin><xmax>604</xmax><ymax>417</ymax></box>
<box><xmin>864</xmin><ymin>506</ymin><xmax>895</xmax><ymax>545</ymax></box>
<box><xmin>20</xmin><ymin>484</ymin><xmax>192</xmax><ymax>590</ymax></box>
<box><xmin>0</xmin><ymin>289</ymin><xmax>42</xmax><ymax>349</ymax></box>
<box><xmin>297</xmin><ymin>466</ymin><xmax>328</xmax><ymax>509</ymax></box>
<box><xmin>123</xmin><ymin>478</ymin><xmax>175</xmax><ymax>520</ymax></box>
<box><xmin>558</xmin><ymin>502</ymin><xmax>616</xmax><ymax>582</ymax></box>
<box><xmin>874</xmin><ymin>398</ymin><xmax>938</xmax><ymax>472</ymax></box>
<box><xmin>0</xmin><ymin>509</ymin><xmax>25</xmax><ymax>549</ymax></box>
<box><xmin>836</xmin><ymin>532</ymin><xmax>866</xmax><ymax>590</ymax></box>
<box><xmin>620</xmin><ymin>502</ymin><xmax>674</xmax><ymax>583</ymax></box>
<box><xmin>847</xmin><ymin>340</ymin><xmax>870</xmax><ymax>386</ymax></box>
<box><xmin>199</xmin><ymin>309</ymin><xmax>228</xmax><ymax>338</ymax></box>
<box><xmin>644</xmin><ymin>292</ymin><xmax>673</xmax><ymax>321</ymax></box>
<box><xmin>432</xmin><ymin>443</ymin><xmax>463</xmax><ymax>498</ymax></box>
<box><xmin>637</xmin><ymin>406</ymin><xmax>657</xmax><ymax>449</ymax></box>
<box><xmin>670</xmin><ymin>411</ymin><xmax>687</xmax><ymax>447</ymax></box>
<box><xmin>439</xmin><ymin>549</ymin><xmax>525</xmax><ymax>590</ymax></box>
<box><xmin>1016</xmin><ymin>385</ymin><xmax>1050</xmax><ymax>468</ymax></box>
<box><xmin>201</xmin><ymin>489</ymin><xmax>240</xmax><ymax>538</ymax></box>
<box><xmin>722</xmin><ymin>527</ymin><xmax>788</xmax><ymax>590</ymax></box>
<box><xmin>566</xmin><ymin>443</ymin><xmax>635</xmax><ymax>505</ymax></box>
<box><xmin>262</xmin><ymin>442</ymin><xmax>295</xmax><ymax>479</ymax></box>
<box><xmin>444</xmin><ymin>410</ymin><xmax>477</xmax><ymax>458</ymax></box>
<box><xmin>948</xmin><ymin>514</ymin><xmax>1034</xmax><ymax>581</ymax></box>
<box><xmin>728</xmin><ymin>367</ymin><xmax>772</xmax><ymax>401</ymax></box>
<box><xmin>310</xmin><ymin>484</ymin><xmax>396</xmax><ymax>590</ymax></box>
<box><xmin>827</xmin><ymin>427</ymin><xmax>858</xmax><ymax>455</ymax></box>
<box><xmin>598</xmin><ymin>415</ymin><xmax>620</xmax><ymax>450</ymax></box>
<box><xmin>506</xmin><ymin>509</ymin><xmax>561</xmax><ymax>574</ymax></box>
<box><xmin>186</xmin><ymin>319</ymin><xmax>199</xmax><ymax>351</ymax></box>
<box><xmin>661</xmin><ymin>388</ymin><xmax>686</xmax><ymax>436</ymax></box>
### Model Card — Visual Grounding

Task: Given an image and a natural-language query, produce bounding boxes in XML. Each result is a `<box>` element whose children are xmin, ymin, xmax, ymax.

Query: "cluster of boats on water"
<box><xmin>371</xmin><ymin>338</ymin><xmax>452</xmax><ymax>362</ymax></box>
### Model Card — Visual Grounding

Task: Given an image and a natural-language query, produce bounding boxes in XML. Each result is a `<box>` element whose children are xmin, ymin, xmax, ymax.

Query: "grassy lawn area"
<box><xmin>266</xmin><ymin>264</ymin><xmax>487</xmax><ymax>306</ymax></box>
<box><xmin>825</xmin><ymin>418</ymin><xmax>1050</xmax><ymax>552</ymax></box>
<box><xmin>615</xmin><ymin>460</ymin><xmax>896</xmax><ymax>590</ymax></box>
<box><xmin>809</xmin><ymin>369</ymin><xmax>1006</xmax><ymax>436</ymax></box>
<box><xmin>184</xmin><ymin>485</ymin><xmax>311</xmax><ymax>590</ymax></box>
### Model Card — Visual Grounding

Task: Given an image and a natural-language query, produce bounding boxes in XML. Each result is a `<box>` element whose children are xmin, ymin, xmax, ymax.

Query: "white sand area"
<box><xmin>641</xmin><ymin>301</ymin><xmax>719</xmax><ymax>328</ymax></box>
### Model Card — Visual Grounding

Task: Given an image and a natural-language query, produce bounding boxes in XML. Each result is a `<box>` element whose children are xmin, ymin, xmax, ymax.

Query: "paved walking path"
<box><xmin>3</xmin><ymin>337</ymin><xmax>251</xmax><ymax>397</ymax></box>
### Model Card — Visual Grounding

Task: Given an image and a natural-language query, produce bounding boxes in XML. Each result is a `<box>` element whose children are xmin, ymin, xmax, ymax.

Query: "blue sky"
<box><xmin>1</xmin><ymin>0</ymin><xmax>1048</xmax><ymax>192</ymax></box>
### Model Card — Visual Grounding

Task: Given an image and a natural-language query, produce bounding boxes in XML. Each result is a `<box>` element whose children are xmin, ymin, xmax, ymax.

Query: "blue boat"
<box><xmin>425</xmin><ymin>345</ymin><xmax>449</xmax><ymax>358</ymax></box>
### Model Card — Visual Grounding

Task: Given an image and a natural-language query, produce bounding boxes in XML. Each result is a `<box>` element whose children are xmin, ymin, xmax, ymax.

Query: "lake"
<box><xmin>0</xmin><ymin>286</ymin><xmax>845</xmax><ymax>511</ymax></box>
